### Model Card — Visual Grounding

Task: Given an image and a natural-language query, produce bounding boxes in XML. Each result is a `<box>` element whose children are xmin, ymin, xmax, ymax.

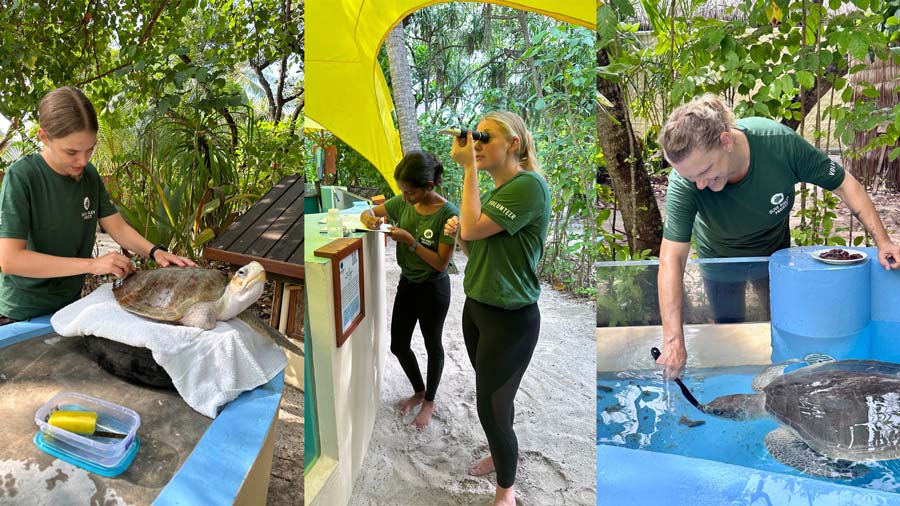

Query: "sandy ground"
<box><xmin>348</xmin><ymin>246</ymin><xmax>597</xmax><ymax>506</ymax></box>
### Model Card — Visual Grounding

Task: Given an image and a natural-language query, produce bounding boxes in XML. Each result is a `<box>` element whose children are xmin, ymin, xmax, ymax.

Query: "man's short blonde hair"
<box><xmin>658</xmin><ymin>94</ymin><xmax>736</xmax><ymax>164</ymax></box>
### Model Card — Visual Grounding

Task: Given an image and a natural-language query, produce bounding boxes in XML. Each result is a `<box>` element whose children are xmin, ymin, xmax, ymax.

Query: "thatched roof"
<box><xmin>627</xmin><ymin>0</ymin><xmax>857</xmax><ymax>31</ymax></box>
<box><xmin>843</xmin><ymin>56</ymin><xmax>900</xmax><ymax>191</ymax></box>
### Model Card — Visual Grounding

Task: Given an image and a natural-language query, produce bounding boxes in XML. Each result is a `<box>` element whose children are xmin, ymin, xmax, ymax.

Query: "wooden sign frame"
<box><xmin>314</xmin><ymin>237</ymin><xmax>365</xmax><ymax>347</ymax></box>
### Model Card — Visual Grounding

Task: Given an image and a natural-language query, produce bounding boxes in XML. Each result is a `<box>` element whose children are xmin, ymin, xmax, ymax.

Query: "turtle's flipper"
<box><xmin>764</xmin><ymin>427</ymin><xmax>868</xmax><ymax>480</ymax></box>
<box><xmin>752</xmin><ymin>359</ymin><xmax>803</xmax><ymax>391</ymax></box>
<box><xmin>237</xmin><ymin>310</ymin><xmax>304</xmax><ymax>357</ymax></box>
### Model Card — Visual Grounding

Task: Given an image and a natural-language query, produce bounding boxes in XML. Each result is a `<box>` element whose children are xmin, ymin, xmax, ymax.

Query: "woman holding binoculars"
<box><xmin>444</xmin><ymin>110</ymin><xmax>550</xmax><ymax>506</ymax></box>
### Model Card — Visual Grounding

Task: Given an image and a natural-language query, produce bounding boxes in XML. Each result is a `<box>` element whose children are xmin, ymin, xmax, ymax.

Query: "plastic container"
<box><xmin>34</xmin><ymin>392</ymin><xmax>140</xmax><ymax>469</ymax></box>
<box><xmin>326</xmin><ymin>208</ymin><xmax>343</xmax><ymax>238</ymax></box>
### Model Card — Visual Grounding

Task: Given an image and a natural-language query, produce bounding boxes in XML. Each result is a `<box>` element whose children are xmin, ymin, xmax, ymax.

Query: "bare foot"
<box><xmin>397</xmin><ymin>391</ymin><xmax>425</xmax><ymax>415</ymax></box>
<box><xmin>412</xmin><ymin>401</ymin><xmax>435</xmax><ymax>428</ymax></box>
<box><xmin>493</xmin><ymin>484</ymin><xmax>515</xmax><ymax>506</ymax></box>
<box><xmin>468</xmin><ymin>455</ymin><xmax>495</xmax><ymax>477</ymax></box>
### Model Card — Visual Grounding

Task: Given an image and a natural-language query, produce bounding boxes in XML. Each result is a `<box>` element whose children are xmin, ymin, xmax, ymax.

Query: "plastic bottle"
<box><xmin>327</xmin><ymin>208</ymin><xmax>343</xmax><ymax>238</ymax></box>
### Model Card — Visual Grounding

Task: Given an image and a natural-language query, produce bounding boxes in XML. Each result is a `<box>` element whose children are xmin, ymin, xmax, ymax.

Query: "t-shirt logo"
<box><xmin>81</xmin><ymin>196</ymin><xmax>96</xmax><ymax>220</ymax></box>
<box><xmin>768</xmin><ymin>192</ymin><xmax>790</xmax><ymax>216</ymax></box>
<box><xmin>423</xmin><ymin>229</ymin><xmax>433</xmax><ymax>239</ymax></box>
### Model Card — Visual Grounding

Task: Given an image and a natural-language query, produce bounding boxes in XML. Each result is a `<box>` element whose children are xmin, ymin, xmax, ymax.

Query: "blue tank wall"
<box><xmin>769</xmin><ymin>246</ymin><xmax>900</xmax><ymax>362</ymax></box>
<box><xmin>597</xmin><ymin>248</ymin><xmax>900</xmax><ymax>505</ymax></box>
<box><xmin>598</xmin><ymin>445</ymin><xmax>900</xmax><ymax>506</ymax></box>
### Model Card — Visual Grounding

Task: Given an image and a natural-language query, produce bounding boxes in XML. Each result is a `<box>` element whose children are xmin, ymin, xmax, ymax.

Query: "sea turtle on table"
<box><xmin>702</xmin><ymin>359</ymin><xmax>900</xmax><ymax>479</ymax></box>
<box><xmin>113</xmin><ymin>261</ymin><xmax>302</xmax><ymax>356</ymax></box>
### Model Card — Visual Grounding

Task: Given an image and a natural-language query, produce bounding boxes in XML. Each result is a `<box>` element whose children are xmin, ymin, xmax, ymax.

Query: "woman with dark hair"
<box><xmin>361</xmin><ymin>150</ymin><xmax>458</xmax><ymax>428</ymax></box>
<box><xmin>444</xmin><ymin>111</ymin><xmax>550</xmax><ymax>506</ymax></box>
<box><xmin>0</xmin><ymin>86</ymin><xmax>194</xmax><ymax>323</ymax></box>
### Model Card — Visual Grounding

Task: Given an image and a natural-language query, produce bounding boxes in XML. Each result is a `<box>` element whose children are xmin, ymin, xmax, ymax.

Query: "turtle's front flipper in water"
<box><xmin>764</xmin><ymin>427</ymin><xmax>868</xmax><ymax>480</ymax></box>
<box><xmin>237</xmin><ymin>310</ymin><xmax>304</xmax><ymax>357</ymax></box>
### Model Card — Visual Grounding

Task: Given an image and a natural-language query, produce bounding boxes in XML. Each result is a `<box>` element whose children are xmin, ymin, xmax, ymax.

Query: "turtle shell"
<box><xmin>763</xmin><ymin>359</ymin><xmax>900</xmax><ymax>462</ymax></box>
<box><xmin>113</xmin><ymin>267</ymin><xmax>227</xmax><ymax>322</ymax></box>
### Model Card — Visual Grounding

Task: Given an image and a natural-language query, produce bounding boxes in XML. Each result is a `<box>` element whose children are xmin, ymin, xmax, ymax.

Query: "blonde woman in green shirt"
<box><xmin>444</xmin><ymin>111</ymin><xmax>550</xmax><ymax>506</ymax></box>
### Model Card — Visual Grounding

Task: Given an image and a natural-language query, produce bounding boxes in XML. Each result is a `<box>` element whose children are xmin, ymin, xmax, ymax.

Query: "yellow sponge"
<box><xmin>48</xmin><ymin>410</ymin><xmax>98</xmax><ymax>435</ymax></box>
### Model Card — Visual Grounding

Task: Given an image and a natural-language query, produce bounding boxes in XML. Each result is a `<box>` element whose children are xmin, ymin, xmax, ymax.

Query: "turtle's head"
<box><xmin>219</xmin><ymin>261</ymin><xmax>267</xmax><ymax>320</ymax></box>
<box><xmin>701</xmin><ymin>393</ymin><xmax>766</xmax><ymax>421</ymax></box>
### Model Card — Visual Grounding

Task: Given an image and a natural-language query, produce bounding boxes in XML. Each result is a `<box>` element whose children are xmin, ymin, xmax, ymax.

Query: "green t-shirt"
<box><xmin>0</xmin><ymin>154</ymin><xmax>118</xmax><ymax>319</ymax></box>
<box><xmin>663</xmin><ymin>117</ymin><xmax>845</xmax><ymax>258</ymax></box>
<box><xmin>464</xmin><ymin>170</ymin><xmax>551</xmax><ymax>309</ymax></box>
<box><xmin>383</xmin><ymin>195</ymin><xmax>458</xmax><ymax>283</ymax></box>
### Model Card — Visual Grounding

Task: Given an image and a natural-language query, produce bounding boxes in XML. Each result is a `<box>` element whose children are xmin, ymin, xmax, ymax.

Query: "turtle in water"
<box><xmin>701</xmin><ymin>359</ymin><xmax>900</xmax><ymax>479</ymax></box>
<box><xmin>113</xmin><ymin>261</ymin><xmax>302</xmax><ymax>356</ymax></box>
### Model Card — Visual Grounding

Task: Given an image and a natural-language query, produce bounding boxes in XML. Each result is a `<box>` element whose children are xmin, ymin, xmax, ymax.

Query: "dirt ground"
<box><xmin>813</xmin><ymin>189</ymin><xmax>900</xmax><ymax>245</ymax></box>
<box><xmin>266</xmin><ymin>384</ymin><xmax>304</xmax><ymax>506</ymax></box>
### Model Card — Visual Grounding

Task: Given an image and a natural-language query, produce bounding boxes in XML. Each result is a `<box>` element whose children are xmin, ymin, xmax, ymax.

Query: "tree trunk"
<box><xmin>517</xmin><ymin>11</ymin><xmax>543</xmax><ymax>106</ymax></box>
<box><xmin>781</xmin><ymin>63</ymin><xmax>844</xmax><ymax>131</ymax></box>
<box><xmin>597</xmin><ymin>46</ymin><xmax>663</xmax><ymax>256</ymax></box>
<box><xmin>0</xmin><ymin>117</ymin><xmax>19</xmax><ymax>156</ymax></box>
<box><xmin>482</xmin><ymin>4</ymin><xmax>492</xmax><ymax>51</ymax></box>
<box><xmin>385</xmin><ymin>22</ymin><xmax>420</xmax><ymax>153</ymax></box>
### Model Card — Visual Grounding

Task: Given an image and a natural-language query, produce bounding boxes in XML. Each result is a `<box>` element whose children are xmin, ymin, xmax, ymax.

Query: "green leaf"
<box><xmin>849</xmin><ymin>37</ymin><xmax>869</xmax><ymax>62</ymax></box>
<box><xmin>192</xmin><ymin>227</ymin><xmax>216</xmax><ymax>248</ymax></box>
<box><xmin>841</xmin><ymin>86</ymin><xmax>854</xmax><ymax>103</ymax></box>
<box><xmin>750</xmin><ymin>44</ymin><xmax>767</xmax><ymax>64</ymax></box>
<box><xmin>889</xmin><ymin>146</ymin><xmax>900</xmax><ymax>162</ymax></box>
<box><xmin>597</xmin><ymin>208</ymin><xmax>612</xmax><ymax>224</ymax></box>
<box><xmin>863</xmin><ymin>86</ymin><xmax>880</xmax><ymax>99</ymax></box>
<box><xmin>705</xmin><ymin>29</ymin><xmax>725</xmax><ymax>47</ymax></box>
<box><xmin>796</xmin><ymin>70</ymin><xmax>815</xmax><ymax>90</ymax></box>
<box><xmin>611</xmin><ymin>0</ymin><xmax>636</xmax><ymax>18</ymax></box>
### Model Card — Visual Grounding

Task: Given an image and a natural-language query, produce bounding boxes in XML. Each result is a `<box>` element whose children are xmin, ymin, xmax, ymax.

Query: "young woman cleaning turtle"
<box><xmin>0</xmin><ymin>86</ymin><xmax>194</xmax><ymax>324</ymax></box>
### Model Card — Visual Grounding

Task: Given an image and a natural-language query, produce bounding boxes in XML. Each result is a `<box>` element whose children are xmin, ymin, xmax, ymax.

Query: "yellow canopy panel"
<box><xmin>306</xmin><ymin>0</ymin><xmax>597</xmax><ymax>193</ymax></box>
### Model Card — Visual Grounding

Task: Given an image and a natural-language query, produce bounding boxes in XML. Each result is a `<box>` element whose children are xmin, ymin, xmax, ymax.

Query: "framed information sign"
<box><xmin>314</xmin><ymin>237</ymin><xmax>365</xmax><ymax>347</ymax></box>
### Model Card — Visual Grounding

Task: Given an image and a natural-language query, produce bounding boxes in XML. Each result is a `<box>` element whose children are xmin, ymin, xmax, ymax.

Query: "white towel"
<box><xmin>51</xmin><ymin>284</ymin><xmax>287</xmax><ymax>418</ymax></box>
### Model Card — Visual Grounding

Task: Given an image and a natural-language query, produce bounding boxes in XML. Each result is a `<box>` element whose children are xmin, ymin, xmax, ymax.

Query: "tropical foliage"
<box><xmin>0</xmin><ymin>0</ymin><xmax>302</xmax><ymax>259</ymax></box>
<box><xmin>598</xmin><ymin>0</ymin><xmax>899</xmax><ymax>253</ymax></box>
<box><xmin>307</xmin><ymin>4</ymin><xmax>598</xmax><ymax>296</ymax></box>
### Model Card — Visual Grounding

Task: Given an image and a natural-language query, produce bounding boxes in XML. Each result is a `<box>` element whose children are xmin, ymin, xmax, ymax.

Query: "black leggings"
<box><xmin>390</xmin><ymin>275</ymin><xmax>451</xmax><ymax>402</ymax></box>
<box><xmin>462</xmin><ymin>298</ymin><xmax>540</xmax><ymax>489</ymax></box>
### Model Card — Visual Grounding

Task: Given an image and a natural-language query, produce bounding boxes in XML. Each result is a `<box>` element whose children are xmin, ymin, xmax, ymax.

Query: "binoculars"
<box><xmin>438</xmin><ymin>128</ymin><xmax>490</xmax><ymax>143</ymax></box>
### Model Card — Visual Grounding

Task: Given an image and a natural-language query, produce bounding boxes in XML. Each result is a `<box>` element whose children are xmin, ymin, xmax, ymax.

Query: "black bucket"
<box><xmin>81</xmin><ymin>335</ymin><xmax>175</xmax><ymax>389</ymax></box>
